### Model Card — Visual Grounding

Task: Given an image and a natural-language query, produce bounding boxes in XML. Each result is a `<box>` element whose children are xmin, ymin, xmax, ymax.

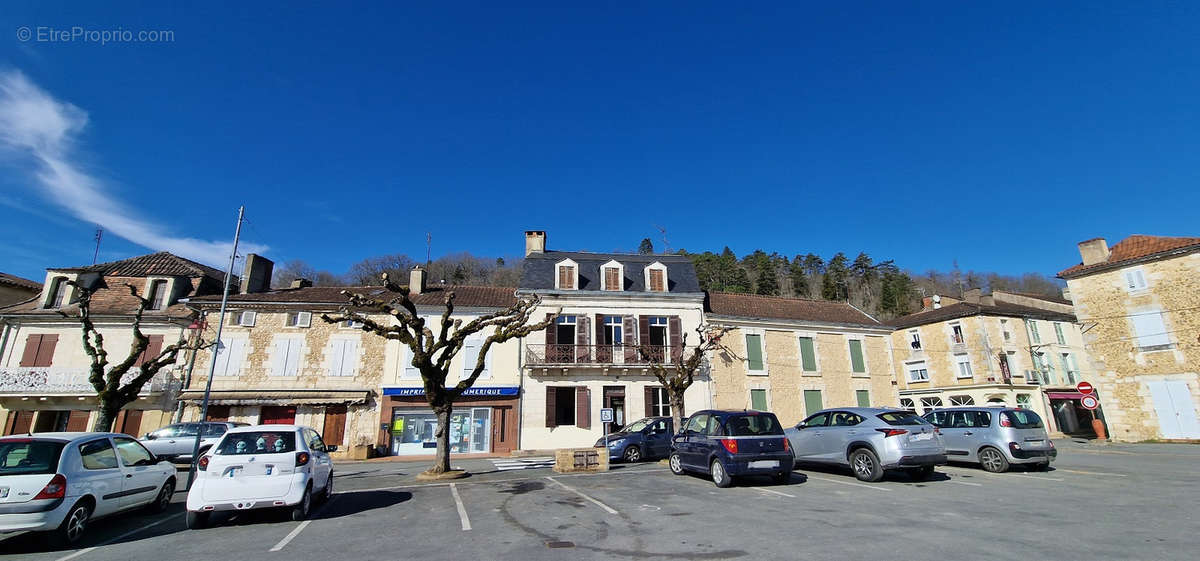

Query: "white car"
<box><xmin>0</xmin><ymin>433</ymin><xmax>176</xmax><ymax>547</ymax></box>
<box><xmin>185</xmin><ymin>425</ymin><xmax>335</xmax><ymax>529</ymax></box>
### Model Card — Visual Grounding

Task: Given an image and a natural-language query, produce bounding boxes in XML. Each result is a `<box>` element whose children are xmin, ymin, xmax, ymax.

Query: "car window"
<box><xmin>829</xmin><ymin>412</ymin><xmax>864</xmax><ymax>427</ymax></box>
<box><xmin>0</xmin><ymin>440</ymin><xmax>65</xmax><ymax>475</ymax></box>
<box><xmin>79</xmin><ymin>438</ymin><xmax>119</xmax><ymax>470</ymax></box>
<box><xmin>148</xmin><ymin>426</ymin><xmax>177</xmax><ymax>439</ymax></box>
<box><xmin>876</xmin><ymin>411</ymin><xmax>929</xmax><ymax>426</ymax></box>
<box><xmin>725</xmin><ymin>414</ymin><xmax>783</xmax><ymax>435</ymax></box>
<box><xmin>975</xmin><ymin>411</ymin><xmax>992</xmax><ymax>427</ymax></box>
<box><xmin>802</xmin><ymin>412</ymin><xmax>830</xmax><ymax>427</ymax></box>
<box><xmin>704</xmin><ymin>416</ymin><xmax>726</xmax><ymax>436</ymax></box>
<box><xmin>177</xmin><ymin>423</ymin><xmax>201</xmax><ymax>437</ymax></box>
<box><xmin>623</xmin><ymin>418</ymin><xmax>652</xmax><ymax>432</ymax></box>
<box><xmin>651</xmin><ymin>420</ymin><xmax>669</xmax><ymax>434</ymax></box>
<box><xmin>203</xmin><ymin>423</ymin><xmax>228</xmax><ymax>437</ymax></box>
<box><xmin>113</xmin><ymin>437</ymin><xmax>155</xmax><ymax>466</ymax></box>
<box><xmin>214</xmin><ymin>431</ymin><xmax>297</xmax><ymax>455</ymax></box>
<box><xmin>1002</xmin><ymin>410</ymin><xmax>1043</xmax><ymax>429</ymax></box>
<box><xmin>923</xmin><ymin>411</ymin><xmax>949</xmax><ymax>427</ymax></box>
<box><xmin>306</xmin><ymin>429</ymin><xmax>326</xmax><ymax>452</ymax></box>
<box><xmin>685</xmin><ymin>414</ymin><xmax>708</xmax><ymax>434</ymax></box>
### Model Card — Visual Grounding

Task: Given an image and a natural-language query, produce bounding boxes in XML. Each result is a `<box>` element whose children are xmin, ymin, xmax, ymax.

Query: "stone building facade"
<box><xmin>1059</xmin><ymin>235</ymin><xmax>1200</xmax><ymax>441</ymax></box>
<box><xmin>705</xmin><ymin>292</ymin><xmax>897</xmax><ymax>427</ymax></box>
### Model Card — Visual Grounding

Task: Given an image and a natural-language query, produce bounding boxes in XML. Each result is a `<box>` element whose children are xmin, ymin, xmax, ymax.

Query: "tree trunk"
<box><xmin>430</xmin><ymin>403</ymin><xmax>453</xmax><ymax>474</ymax></box>
<box><xmin>670</xmin><ymin>393</ymin><xmax>686</xmax><ymax>435</ymax></box>
<box><xmin>92</xmin><ymin>402</ymin><xmax>120</xmax><ymax>432</ymax></box>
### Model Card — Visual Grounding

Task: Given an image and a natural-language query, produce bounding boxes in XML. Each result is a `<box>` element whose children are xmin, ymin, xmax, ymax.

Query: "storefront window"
<box><xmin>390</xmin><ymin>407</ymin><xmax>491</xmax><ymax>456</ymax></box>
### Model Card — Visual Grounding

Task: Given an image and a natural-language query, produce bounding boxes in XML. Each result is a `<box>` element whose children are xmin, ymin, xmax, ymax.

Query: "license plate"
<box><xmin>0</xmin><ymin>487</ymin><xmax>8</xmax><ymax>499</ymax></box>
<box><xmin>1027</xmin><ymin>439</ymin><xmax>1044</xmax><ymax>446</ymax></box>
<box><xmin>748</xmin><ymin>460</ymin><xmax>779</xmax><ymax>469</ymax></box>
<box><xmin>911</xmin><ymin>432</ymin><xmax>933</xmax><ymax>442</ymax></box>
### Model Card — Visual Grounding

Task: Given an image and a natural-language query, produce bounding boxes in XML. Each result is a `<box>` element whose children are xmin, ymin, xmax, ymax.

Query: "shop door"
<box><xmin>491</xmin><ymin>407</ymin><xmax>513</xmax><ymax>455</ymax></box>
<box><xmin>323</xmin><ymin>405</ymin><xmax>347</xmax><ymax>446</ymax></box>
<box><xmin>603</xmin><ymin>386</ymin><xmax>626</xmax><ymax>431</ymax></box>
<box><xmin>33</xmin><ymin>411</ymin><xmax>65</xmax><ymax>433</ymax></box>
<box><xmin>261</xmin><ymin>406</ymin><xmax>297</xmax><ymax>425</ymax></box>
<box><xmin>1148</xmin><ymin>380</ymin><xmax>1200</xmax><ymax>439</ymax></box>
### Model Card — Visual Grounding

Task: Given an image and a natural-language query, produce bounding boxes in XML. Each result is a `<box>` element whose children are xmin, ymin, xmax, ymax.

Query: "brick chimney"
<box><xmin>409</xmin><ymin>266</ymin><xmax>427</xmax><ymax>295</ymax></box>
<box><xmin>240</xmin><ymin>254</ymin><xmax>274</xmax><ymax>294</ymax></box>
<box><xmin>525</xmin><ymin>230</ymin><xmax>546</xmax><ymax>257</ymax></box>
<box><xmin>290</xmin><ymin>278</ymin><xmax>312</xmax><ymax>289</ymax></box>
<box><xmin>1078</xmin><ymin>238</ymin><xmax>1110</xmax><ymax>266</ymax></box>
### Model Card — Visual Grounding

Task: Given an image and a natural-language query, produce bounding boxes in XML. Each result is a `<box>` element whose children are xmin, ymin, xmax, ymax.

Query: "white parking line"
<box><xmin>945</xmin><ymin>479</ymin><xmax>983</xmax><ymax>487</ymax></box>
<box><xmin>750</xmin><ymin>486</ymin><xmax>796</xmax><ymax>498</ymax></box>
<box><xmin>1055</xmin><ymin>468</ymin><xmax>1128</xmax><ymax>477</ymax></box>
<box><xmin>450</xmin><ymin>483</ymin><xmax>472</xmax><ymax>531</ymax></box>
<box><xmin>56</xmin><ymin>512</ymin><xmax>183</xmax><ymax>561</ymax></box>
<box><xmin>942</xmin><ymin>467</ymin><xmax>1064</xmax><ymax>482</ymax></box>
<box><xmin>805</xmin><ymin>475</ymin><xmax>892</xmax><ymax>492</ymax></box>
<box><xmin>545</xmin><ymin>476</ymin><xmax>619</xmax><ymax>514</ymax></box>
<box><xmin>269</xmin><ymin>495</ymin><xmax>339</xmax><ymax>552</ymax></box>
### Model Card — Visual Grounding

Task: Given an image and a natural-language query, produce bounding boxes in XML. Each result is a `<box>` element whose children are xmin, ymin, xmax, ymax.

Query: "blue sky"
<box><xmin>2</xmin><ymin>2</ymin><xmax>1198</xmax><ymax>283</ymax></box>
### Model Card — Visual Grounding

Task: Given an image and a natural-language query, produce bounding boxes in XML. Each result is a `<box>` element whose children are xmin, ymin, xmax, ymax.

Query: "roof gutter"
<box><xmin>706</xmin><ymin>313</ymin><xmax>892</xmax><ymax>333</ymax></box>
<box><xmin>1058</xmin><ymin>244</ymin><xmax>1200</xmax><ymax>279</ymax></box>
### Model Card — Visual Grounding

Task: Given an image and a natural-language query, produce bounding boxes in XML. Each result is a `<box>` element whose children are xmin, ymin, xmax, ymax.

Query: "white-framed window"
<box><xmin>341</xmin><ymin>319</ymin><xmax>364</xmax><ymax>329</ymax></box>
<box><xmin>949</xmin><ymin>323</ymin><xmax>965</xmax><ymax>345</ymax></box>
<box><xmin>555</xmin><ymin>259</ymin><xmax>578</xmax><ymax>290</ymax></box>
<box><xmin>1005</xmin><ymin>350</ymin><xmax>1021</xmax><ymax>377</ymax></box>
<box><xmin>286</xmin><ymin>311</ymin><xmax>312</xmax><ymax>328</ymax></box>
<box><xmin>744</xmin><ymin>331</ymin><xmax>767</xmax><ymax>374</ymax></box>
<box><xmin>1123</xmin><ymin>267</ymin><xmax>1148</xmax><ymax>292</ymax></box>
<box><xmin>600</xmin><ymin>259</ymin><xmax>623</xmax><ymax>291</ymax></box>
<box><xmin>949</xmin><ymin>395</ymin><xmax>975</xmax><ymax>406</ymax></box>
<box><xmin>1054</xmin><ymin>322</ymin><xmax>1066</xmax><ymax>345</ymax></box>
<box><xmin>953</xmin><ymin>353</ymin><xmax>974</xmax><ymax>379</ymax></box>
<box><xmin>1028</xmin><ymin>320</ymin><xmax>1041</xmax><ymax>344</ymax></box>
<box><xmin>270</xmin><ymin>336</ymin><xmax>305</xmax><ymax>377</ymax></box>
<box><xmin>649</xmin><ymin>387</ymin><xmax>671</xmax><ymax>417</ymax></box>
<box><xmin>327</xmin><ymin>337</ymin><xmax>359</xmax><ymax>377</ymax></box>
<box><xmin>44</xmin><ymin>276</ymin><xmax>71</xmax><ymax>309</ymax></box>
<box><xmin>1131</xmin><ymin>309</ymin><xmax>1171</xmax><ymax>351</ymax></box>
<box><xmin>461</xmin><ymin>337</ymin><xmax>491</xmax><ymax>380</ymax></box>
<box><xmin>602</xmin><ymin>315</ymin><xmax>623</xmax><ymax>346</ymax></box>
<box><xmin>1060</xmin><ymin>352</ymin><xmax>1079</xmax><ymax>385</ymax></box>
<box><xmin>899</xmin><ymin>398</ymin><xmax>916</xmax><ymax>412</ymax></box>
<box><xmin>644</xmin><ymin>262</ymin><xmax>668</xmax><ymax>292</ymax></box>
<box><xmin>1000</xmin><ymin>319</ymin><xmax>1012</xmax><ymax>342</ymax></box>
<box><xmin>919</xmin><ymin>396</ymin><xmax>943</xmax><ymax>413</ymax></box>
<box><xmin>1015</xmin><ymin>394</ymin><xmax>1032</xmax><ymax>409</ymax></box>
<box><xmin>235</xmin><ymin>310</ymin><xmax>256</xmax><ymax>327</ymax></box>
<box><xmin>212</xmin><ymin>337</ymin><xmax>248</xmax><ymax>377</ymax></box>
<box><xmin>907</xmin><ymin>330</ymin><xmax>922</xmax><ymax>350</ymax></box>
<box><xmin>146</xmin><ymin>279</ymin><xmax>169</xmax><ymax>310</ymax></box>
<box><xmin>906</xmin><ymin>360</ymin><xmax>930</xmax><ymax>382</ymax></box>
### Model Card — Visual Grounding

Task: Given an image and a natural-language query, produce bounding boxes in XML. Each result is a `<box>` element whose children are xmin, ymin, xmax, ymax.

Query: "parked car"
<box><xmin>786</xmin><ymin>408</ymin><xmax>947</xmax><ymax>482</ymax></box>
<box><xmin>922</xmin><ymin>407</ymin><xmax>1056</xmax><ymax>473</ymax></box>
<box><xmin>185</xmin><ymin>425</ymin><xmax>335</xmax><ymax>529</ymax></box>
<box><xmin>0</xmin><ymin>432</ymin><xmax>176</xmax><ymax>547</ymax></box>
<box><xmin>594</xmin><ymin>417</ymin><xmax>674</xmax><ymax>462</ymax></box>
<box><xmin>668</xmin><ymin>410</ymin><xmax>793</xmax><ymax>488</ymax></box>
<box><xmin>140</xmin><ymin>422</ymin><xmax>248</xmax><ymax>463</ymax></box>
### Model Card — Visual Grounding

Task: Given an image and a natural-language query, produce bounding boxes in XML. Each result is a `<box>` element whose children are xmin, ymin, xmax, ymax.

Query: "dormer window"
<box><xmin>45</xmin><ymin>276</ymin><xmax>70</xmax><ymax>309</ymax></box>
<box><xmin>555</xmin><ymin>259</ymin><xmax>578</xmax><ymax>290</ymax></box>
<box><xmin>600</xmin><ymin>260</ymin><xmax>623</xmax><ymax>291</ymax></box>
<box><xmin>644</xmin><ymin>262</ymin><xmax>668</xmax><ymax>292</ymax></box>
<box><xmin>147</xmin><ymin>279</ymin><xmax>169</xmax><ymax>310</ymax></box>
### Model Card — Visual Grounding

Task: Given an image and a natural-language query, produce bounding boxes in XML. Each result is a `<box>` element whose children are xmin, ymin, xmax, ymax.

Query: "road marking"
<box><xmin>545</xmin><ymin>476</ymin><xmax>618</xmax><ymax>514</ymax></box>
<box><xmin>946</xmin><ymin>479</ymin><xmax>983</xmax><ymax>487</ymax></box>
<box><xmin>750</xmin><ymin>486</ymin><xmax>796</xmax><ymax>498</ymax></box>
<box><xmin>56</xmin><ymin>512</ymin><xmax>183</xmax><ymax>561</ymax></box>
<box><xmin>269</xmin><ymin>494</ymin><xmax>339</xmax><ymax>552</ymax></box>
<box><xmin>805</xmin><ymin>475</ymin><xmax>892</xmax><ymax>492</ymax></box>
<box><xmin>1055</xmin><ymin>468</ymin><xmax>1128</xmax><ymax>477</ymax></box>
<box><xmin>942</xmin><ymin>468</ymin><xmax>1064</xmax><ymax>482</ymax></box>
<box><xmin>348</xmin><ymin>465</ymin><xmax>669</xmax><ymax>494</ymax></box>
<box><xmin>450</xmin><ymin>483</ymin><xmax>472</xmax><ymax>531</ymax></box>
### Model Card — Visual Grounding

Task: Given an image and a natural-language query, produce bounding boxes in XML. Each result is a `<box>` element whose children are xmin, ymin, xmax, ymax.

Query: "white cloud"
<box><xmin>0</xmin><ymin>69</ymin><xmax>267</xmax><ymax>267</ymax></box>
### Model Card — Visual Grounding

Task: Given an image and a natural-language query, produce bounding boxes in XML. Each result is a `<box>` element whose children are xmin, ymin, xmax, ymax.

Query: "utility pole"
<box><xmin>187</xmin><ymin>206</ymin><xmax>244</xmax><ymax>488</ymax></box>
<box><xmin>92</xmin><ymin>228</ymin><xmax>103</xmax><ymax>265</ymax></box>
<box><xmin>426</xmin><ymin>232</ymin><xmax>432</xmax><ymax>264</ymax></box>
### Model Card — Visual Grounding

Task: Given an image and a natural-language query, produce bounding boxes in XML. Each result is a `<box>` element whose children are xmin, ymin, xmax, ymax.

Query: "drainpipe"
<box><xmin>516</xmin><ymin>334</ymin><xmax>525</xmax><ymax>454</ymax></box>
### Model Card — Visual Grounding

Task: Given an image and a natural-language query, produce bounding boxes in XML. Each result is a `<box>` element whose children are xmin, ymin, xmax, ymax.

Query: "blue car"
<box><xmin>594</xmin><ymin>417</ymin><xmax>674</xmax><ymax>462</ymax></box>
<box><xmin>669</xmin><ymin>410</ymin><xmax>793</xmax><ymax>487</ymax></box>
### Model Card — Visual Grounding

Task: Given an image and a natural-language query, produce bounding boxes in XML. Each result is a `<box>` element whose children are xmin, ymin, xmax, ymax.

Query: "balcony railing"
<box><xmin>525</xmin><ymin>344</ymin><xmax>683</xmax><ymax>367</ymax></box>
<box><xmin>0</xmin><ymin>367</ymin><xmax>171</xmax><ymax>395</ymax></box>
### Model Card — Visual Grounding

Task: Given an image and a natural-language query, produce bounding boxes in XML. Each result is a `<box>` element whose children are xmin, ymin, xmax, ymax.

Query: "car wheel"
<box><xmin>48</xmin><ymin>500</ymin><xmax>91</xmax><ymax>548</ymax></box>
<box><xmin>146</xmin><ymin>479</ymin><xmax>175</xmax><ymax>513</ymax></box>
<box><xmin>322</xmin><ymin>472</ymin><xmax>334</xmax><ymax>502</ymax></box>
<box><xmin>185</xmin><ymin>510</ymin><xmax>209</xmax><ymax>530</ymax></box>
<box><xmin>711</xmin><ymin>459</ymin><xmax>733</xmax><ymax>488</ymax></box>
<box><xmin>669</xmin><ymin>453</ymin><xmax>685</xmax><ymax>475</ymax></box>
<box><xmin>623</xmin><ymin>445</ymin><xmax>642</xmax><ymax>463</ymax></box>
<box><xmin>979</xmin><ymin>447</ymin><xmax>1010</xmax><ymax>473</ymax></box>
<box><xmin>906</xmin><ymin>466</ymin><xmax>935</xmax><ymax>481</ymax></box>
<box><xmin>291</xmin><ymin>484</ymin><xmax>313</xmax><ymax>521</ymax></box>
<box><xmin>849</xmin><ymin>448</ymin><xmax>884</xmax><ymax>482</ymax></box>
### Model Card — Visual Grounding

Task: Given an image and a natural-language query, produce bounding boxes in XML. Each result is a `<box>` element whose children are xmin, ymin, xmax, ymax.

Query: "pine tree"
<box><xmin>789</xmin><ymin>258</ymin><xmax>809</xmax><ymax>297</ymax></box>
<box><xmin>755</xmin><ymin>258</ymin><xmax>780</xmax><ymax>295</ymax></box>
<box><xmin>638</xmin><ymin>238</ymin><xmax>654</xmax><ymax>255</ymax></box>
<box><xmin>801</xmin><ymin>253</ymin><xmax>824</xmax><ymax>276</ymax></box>
<box><xmin>822</xmin><ymin>252</ymin><xmax>850</xmax><ymax>300</ymax></box>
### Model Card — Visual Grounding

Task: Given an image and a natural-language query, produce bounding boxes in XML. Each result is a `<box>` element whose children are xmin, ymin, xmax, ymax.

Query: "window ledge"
<box><xmin>801</xmin><ymin>371</ymin><xmax>821</xmax><ymax>377</ymax></box>
<box><xmin>907</xmin><ymin>379</ymin><xmax>930</xmax><ymax>384</ymax></box>
<box><xmin>1138</xmin><ymin>344</ymin><xmax>1175</xmax><ymax>353</ymax></box>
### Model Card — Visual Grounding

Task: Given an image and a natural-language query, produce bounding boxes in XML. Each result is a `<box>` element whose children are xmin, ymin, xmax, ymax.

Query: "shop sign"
<box><xmin>384</xmin><ymin>386</ymin><xmax>519</xmax><ymax>397</ymax></box>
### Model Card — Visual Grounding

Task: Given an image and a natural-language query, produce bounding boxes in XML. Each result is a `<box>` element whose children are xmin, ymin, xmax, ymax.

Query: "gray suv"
<box><xmin>785</xmin><ymin>408</ymin><xmax>947</xmax><ymax>482</ymax></box>
<box><xmin>922</xmin><ymin>407</ymin><xmax>1056</xmax><ymax>472</ymax></box>
<box><xmin>140</xmin><ymin>422</ymin><xmax>248</xmax><ymax>462</ymax></box>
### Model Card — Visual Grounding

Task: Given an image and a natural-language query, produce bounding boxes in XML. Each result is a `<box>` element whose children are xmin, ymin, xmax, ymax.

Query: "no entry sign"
<box><xmin>1081</xmin><ymin>394</ymin><xmax>1100</xmax><ymax>410</ymax></box>
<box><xmin>1077</xmin><ymin>381</ymin><xmax>1095</xmax><ymax>394</ymax></box>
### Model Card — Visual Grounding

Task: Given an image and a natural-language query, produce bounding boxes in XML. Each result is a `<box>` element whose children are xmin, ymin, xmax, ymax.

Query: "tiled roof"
<box><xmin>0</xmin><ymin>272</ymin><xmax>41</xmax><ymax>291</ymax></box>
<box><xmin>187</xmin><ymin>284</ymin><xmax>518</xmax><ymax>309</ymax></box>
<box><xmin>0</xmin><ymin>283</ymin><xmax>194</xmax><ymax>319</ymax></box>
<box><xmin>887</xmin><ymin>301</ymin><xmax>1076</xmax><ymax>330</ymax></box>
<box><xmin>56</xmin><ymin>251</ymin><xmax>233</xmax><ymax>283</ymax></box>
<box><xmin>519</xmin><ymin>251</ymin><xmax>702</xmax><ymax>293</ymax></box>
<box><xmin>1059</xmin><ymin>235</ymin><xmax>1200</xmax><ymax>278</ymax></box>
<box><xmin>705</xmin><ymin>292</ymin><xmax>882</xmax><ymax>327</ymax></box>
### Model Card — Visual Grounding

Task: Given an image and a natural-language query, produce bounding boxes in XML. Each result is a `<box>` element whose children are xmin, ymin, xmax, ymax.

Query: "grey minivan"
<box><xmin>922</xmin><ymin>407</ymin><xmax>1056</xmax><ymax>473</ymax></box>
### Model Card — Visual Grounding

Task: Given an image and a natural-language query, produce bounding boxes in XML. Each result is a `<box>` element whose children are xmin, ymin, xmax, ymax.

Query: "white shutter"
<box><xmin>213</xmin><ymin>339</ymin><xmax>232</xmax><ymax>376</ymax></box>
<box><xmin>271</xmin><ymin>339</ymin><xmax>288</xmax><ymax>376</ymax></box>
<box><xmin>328</xmin><ymin>339</ymin><xmax>346</xmax><ymax>377</ymax></box>
<box><xmin>1132</xmin><ymin>312</ymin><xmax>1169</xmax><ymax>347</ymax></box>
<box><xmin>334</xmin><ymin>339</ymin><xmax>358</xmax><ymax>377</ymax></box>
<box><xmin>297</xmin><ymin>311</ymin><xmax>312</xmax><ymax>328</ymax></box>
<box><xmin>462</xmin><ymin>339</ymin><xmax>480</xmax><ymax>380</ymax></box>
<box><xmin>237</xmin><ymin>311</ymin><xmax>256</xmax><ymax>326</ymax></box>
<box><xmin>284</xmin><ymin>339</ymin><xmax>302</xmax><ymax>376</ymax></box>
<box><xmin>403</xmin><ymin>348</ymin><xmax>421</xmax><ymax>379</ymax></box>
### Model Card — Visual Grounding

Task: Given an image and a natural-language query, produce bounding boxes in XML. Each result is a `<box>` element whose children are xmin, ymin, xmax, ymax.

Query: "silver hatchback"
<box><xmin>785</xmin><ymin>408</ymin><xmax>947</xmax><ymax>482</ymax></box>
<box><xmin>922</xmin><ymin>407</ymin><xmax>1057</xmax><ymax>473</ymax></box>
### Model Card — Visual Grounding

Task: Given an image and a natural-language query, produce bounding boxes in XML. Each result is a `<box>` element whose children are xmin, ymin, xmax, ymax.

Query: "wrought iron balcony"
<box><xmin>524</xmin><ymin>344</ymin><xmax>682</xmax><ymax>367</ymax></box>
<box><xmin>0</xmin><ymin>367</ymin><xmax>171</xmax><ymax>395</ymax></box>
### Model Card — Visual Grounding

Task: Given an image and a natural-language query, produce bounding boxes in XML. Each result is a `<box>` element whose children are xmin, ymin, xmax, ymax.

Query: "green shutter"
<box><xmin>750</xmin><ymin>389</ymin><xmax>768</xmax><ymax>411</ymax></box>
<box><xmin>803</xmin><ymin>390</ymin><xmax>823</xmax><ymax>416</ymax></box>
<box><xmin>745</xmin><ymin>334</ymin><xmax>764</xmax><ymax>371</ymax></box>
<box><xmin>849</xmin><ymin>340</ymin><xmax>866</xmax><ymax>373</ymax></box>
<box><xmin>856</xmin><ymin>390</ymin><xmax>870</xmax><ymax>407</ymax></box>
<box><xmin>799</xmin><ymin>337</ymin><xmax>817</xmax><ymax>371</ymax></box>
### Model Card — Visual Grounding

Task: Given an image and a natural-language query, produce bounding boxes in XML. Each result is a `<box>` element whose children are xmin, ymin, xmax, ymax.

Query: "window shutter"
<box><xmin>137</xmin><ymin>335</ymin><xmax>164</xmax><ymax>366</ymax></box>
<box><xmin>545</xmin><ymin>314</ymin><xmax>557</xmax><ymax>346</ymax></box>
<box><xmin>545</xmin><ymin>387</ymin><xmax>557</xmax><ymax>427</ymax></box>
<box><xmin>803</xmin><ymin>390</ymin><xmax>823</xmax><ymax>416</ymax></box>
<box><xmin>645</xmin><ymin>387</ymin><xmax>654</xmax><ymax>417</ymax></box>
<box><xmin>66</xmin><ymin>411</ymin><xmax>90</xmax><ymax>432</ymax></box>
<box><xmin>799</xmin><ymin>337</ymin><xmax>817</xmax><ymax>371</ymax></box>
<box><xmin>856</xmin><ymin>390</ymin><xmax>871</xmax><ymax>407</ymax></box>
<box><xmin>329</xmin><ymin>340</ymin><xmax>346</xmax><ymax>376</ymax></box>
<box><xmin>668</xmin><ymin>316</ymin><xmax>682</xmax><ymax>361</ymax></box>
<box><xmin>213</xmin><ymin>339</ymin><xmax>231</xmax><ymax>376</ymax></box>
<box><xmin>849</xmin><ymin>340</ymin><xmax>866</xmax><ymax>373</ymax></box>
<box><xmin>577</xmin><ymin>315</ymin><xmax>590</xmax><ymax>345</ymax></box>
<box><xmin>745</xmin><ymin>334</ymin><xmax>764</xmax><ymax>371</ymax></box>
<box><xmin>286</xmin><ymin>340</ymin><xmax>302</xmax><ymax>376</ymax></box>
<box><xmin>18</xmin><ymin>335</ymin><xmax>41</xmax><ymax>367</ymax></box>
<box><xmin>623</xmin><ymin>316</ymin><xmax>638</xmax><ymax>362</ymax></box>
<box><xmin>576</xmin><ymin>386</ymin><xmax>591</xmax><ymax>429</ymax></box>
<box><xmin>595</xmin><ymin>314</ymin><xmax>605</xmax><ymax>343</ymax></box>
<box><xmin>1133</xmin><ymin>312</ymin><xmax>1169</xmax><ymax>347</ymax></box>
<box><xmin>272</xmin><ymin>339</ymin><xmax>289</xmax><ymax>376</ymax></box>
<box><xmin>639</xmin><ymin>316</ymin><xmax>651</xmax><ymax>345</ymax></box>
<box><xmin>750</xmin><ymin>389</ymin><xmax>768</xmax><ymax>411</ymax></box>
<box><xmin>298</xmin><ymin>311</ymin><xmax>312</xmax><ymax>328</ymax></box>
<box><xmin>463</xmin><ymin>339</ymin><xmax>481</xmax><ymax>379</ymax></box>
<box><xmin>32</xmin><ymin>334</ymin><xmax>58</xmax><ymax>367</ymax></box>
<box><xmin>404</xmin><ymin>348</ymin><xmax>421</xmax><ymax>379</ymax></box>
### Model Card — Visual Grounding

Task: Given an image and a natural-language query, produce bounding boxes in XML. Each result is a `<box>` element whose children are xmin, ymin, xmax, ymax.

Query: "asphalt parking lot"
<box><xmin>3</xmin><ymin>439</ymin><xmax>1198</xmax><ymax>561</ymax></box>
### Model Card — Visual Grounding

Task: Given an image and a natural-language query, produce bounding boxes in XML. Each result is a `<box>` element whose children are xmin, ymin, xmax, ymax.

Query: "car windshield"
<box><xmin>0</xmin><ymin>440</ymin><xmax>66</xmax><ymax>476</ymax></box>
<box><xmin>214</xmin><ymin>431</ymin><xmax>296</xmax><ymax>455</ymax></box>
<box><xmin>623</xmin><ymin>418</ymin><xmax>653</xmax><ymax>433</ymax></box>
<box><xmin>724</xmin><ymin>414</ymin><xmax>784</xmax><ymax>436</ymax></box>
<box><xmin>877</xmin><ymin>412</ymin><xmax>929</xmax><ymax>426</ymax></box>
<box><xmin>1003</xmin><ymin>410</ymin><xmax>1044</xmax><ymax>429</ymax></box>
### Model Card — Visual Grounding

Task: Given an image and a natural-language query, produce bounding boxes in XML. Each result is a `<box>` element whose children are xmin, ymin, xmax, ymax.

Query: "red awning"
<box><xmin>1047</xmin><ymin>392</ymin><xmax>1086</xmax><ymax>400</ymax></box>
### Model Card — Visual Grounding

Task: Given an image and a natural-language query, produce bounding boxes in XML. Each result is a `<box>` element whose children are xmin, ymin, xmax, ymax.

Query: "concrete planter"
<box><xmin>553</xmin><ymin>447</ymin><xmax>609</xmax><ymax>473</ymax></box>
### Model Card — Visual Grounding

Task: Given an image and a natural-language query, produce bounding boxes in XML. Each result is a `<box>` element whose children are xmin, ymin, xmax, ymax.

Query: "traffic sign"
<box><xmin>1077</xmin><ymin>381</ymin><xmax>1095</xmax><ymax>394</ymax></box>
<box><xmin>600</xmin><ymin>408</ymin><xmax>614</xmax><ymax>423</ymax></box>
<box><xmin>1080</xmin><ymin>394</ymin><xmax>1100</xmax><ymax>410</ymax></box>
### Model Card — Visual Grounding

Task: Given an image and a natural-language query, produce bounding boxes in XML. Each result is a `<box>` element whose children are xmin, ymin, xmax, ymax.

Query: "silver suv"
<box><xmin>922</xmin><ymin>407</ymin><xmax>1056</xmax><ymax>472</ymax></box>
<box><xmin>785</xmin><ymin>408</ymin><xmax>947</xmax><ymax>482</ymax></box>
<box><xmin>140</xmin><ymin>422</ymin><xmax>248</xmax><ymax>462</ymax></box>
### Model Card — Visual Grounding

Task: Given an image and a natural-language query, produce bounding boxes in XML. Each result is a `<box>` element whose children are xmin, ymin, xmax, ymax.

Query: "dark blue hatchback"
<box><xmin>668</xmin><ymin>410</ymin><xmax>793</xmax><ymax>487</ymax></box>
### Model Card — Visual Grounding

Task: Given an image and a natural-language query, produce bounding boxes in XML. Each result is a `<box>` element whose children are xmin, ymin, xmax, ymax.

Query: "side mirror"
<box><xmin>143</xmin><ymin>433</ymin><xmax>155</xmax><ymax>440</ymax></box>
<box><xmin>325</xmin><ymin>445</ymin><xmax>338</xmax><ymax>452</ymax></box>
<box><xmin>795</xmin><ymin>423</ymin><xmax>806</xmax><ymax>430</ymax></box>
